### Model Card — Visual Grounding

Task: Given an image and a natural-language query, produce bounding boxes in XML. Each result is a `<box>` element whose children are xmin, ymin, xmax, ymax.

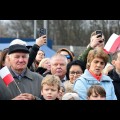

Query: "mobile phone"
<box><xmin>96</xmin><ymin>30</ymin><xmax>102</xmax><ymax>38</ymax></box>
<box><xmin>39</xmin><ymin>28</ymin><xmax>46</xmax><ymax>37</ymax></box>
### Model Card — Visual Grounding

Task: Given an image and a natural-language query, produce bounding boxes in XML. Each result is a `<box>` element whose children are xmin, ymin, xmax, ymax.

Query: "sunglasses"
<box><xmin>64</xmin><ymin>55</ymin><xmax>71</xmax><ymax>59</ymax></box>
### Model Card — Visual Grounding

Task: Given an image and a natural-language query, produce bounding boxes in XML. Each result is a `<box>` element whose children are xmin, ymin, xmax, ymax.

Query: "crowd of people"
<box><xmin>0</xmin><ymin>30</ymin><xmax>119</xmax><ymax>100</ymax></box>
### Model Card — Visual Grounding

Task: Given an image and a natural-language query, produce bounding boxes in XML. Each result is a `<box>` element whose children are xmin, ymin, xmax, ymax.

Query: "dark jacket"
<box><xmin>27</xmin><ymin>44</ymin><xmax>40</xmax><ymax>71</ymax></box>
<box><xmin>78</xmin><ymin>46</ymin><xmax>92</xmax><ymax>65</ymax></box>
<box><xmin>40</xmin><ymin>95</ymin><xmax>59</xmax><ymax>100</ymax></box>
<box><xmin>78</xmin><ymin>46</ymin><xmax>112</xmax><ymax>67</ymax></box>
<box><xmin>36</xmin><ymin>67</ymin><xmax>47</xmax><ymax>75</ymax></box>
<box><xmin>108</xmin><ymin>69</ymin><xmax>120</xmax><ymax>100</ymax></box>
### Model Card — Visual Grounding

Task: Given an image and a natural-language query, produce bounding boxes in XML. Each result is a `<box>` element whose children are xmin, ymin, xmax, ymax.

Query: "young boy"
<box><xmin>40</xmin><ymin>74</ymin><xmax>61</xmax><ymax>100</ymax></box>
<box><xmin>87</xmin><ymin>85</ymin><xmax>106</xmax><ymax>100</ymax></box>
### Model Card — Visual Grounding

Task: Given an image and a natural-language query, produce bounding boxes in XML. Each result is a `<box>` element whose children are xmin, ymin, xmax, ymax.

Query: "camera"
<box><xmin>39</xmin><ymin>28</ymin><xmax>46</xmax><ymax>37</ymax></box>
<box><xmin>96</xmin><ymin>30</ymin><xmax>102</xmax><ymax>38</ymax></box>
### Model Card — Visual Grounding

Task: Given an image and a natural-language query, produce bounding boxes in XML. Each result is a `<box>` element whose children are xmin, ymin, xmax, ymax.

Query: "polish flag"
<box><xmin>0</xmin><ymin>66</ymin><xmax>14</xmax><ymax>86</ymax></box>
<box><xmin>104</xmin><ymin>33</ymin><xmax>120</xmax><ymax>54</ymax></box>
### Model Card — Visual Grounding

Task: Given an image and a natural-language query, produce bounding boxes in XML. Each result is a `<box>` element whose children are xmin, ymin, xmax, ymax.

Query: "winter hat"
<box><xmin>9</xmin><ymin>39</ymin><xmax>27</xmax><ymax>46</ymax></box>
<box><xmin>8</xmin><ymin>44</ymin><xmax>29</xmax><ymax>55</ymax></box>
<box><xmin>57</xmin><ymin>48</ymin><xmax>74</xmax><ymax>62</ymax></box>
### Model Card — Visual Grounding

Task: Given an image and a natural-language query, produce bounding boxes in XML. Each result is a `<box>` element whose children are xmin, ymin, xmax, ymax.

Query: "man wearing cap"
<box><xmin>0</xmin><ymin>44</ymin><xmax>43</xmax><ymax>100</ymax></box>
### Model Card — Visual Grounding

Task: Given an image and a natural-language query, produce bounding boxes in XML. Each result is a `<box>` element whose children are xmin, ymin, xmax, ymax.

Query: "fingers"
<box><xmin>12</xmin><ymin>93</ymin><xmax>35</xmax><ymax>100</ymax></box>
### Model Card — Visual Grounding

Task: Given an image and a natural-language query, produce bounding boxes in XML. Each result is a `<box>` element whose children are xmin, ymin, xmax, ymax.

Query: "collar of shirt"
<box><xmin>11</xmin><ymin>68</ymin><xmax>27</xmax><ymax>80</ymax></box>
<box><xmin>89</xmin><ymin>69</ymin><xmax>102</xmax><ymax>81</ymax></box>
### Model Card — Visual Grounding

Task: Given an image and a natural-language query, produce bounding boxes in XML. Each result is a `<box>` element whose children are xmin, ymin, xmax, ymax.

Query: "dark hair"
<box><xmin>0</xmin><ymin>48</ymin><xmax>9</xmax><ymax>68</ymax></box>
<box><xmin>57</xmin><ymin>48</ymin><xmax>73</xmax><ymax>62</ymax></box>
<box><xmin>87</xmin><ymin>85</ymin><xmax>106</xmax><ymax>98</ymax></box>
<box><xmin>39</xmin><ymin>50</ymin><xmax>45</xmax><ymax>56</ymax></box>
<box><xmin>66</xmin><ymin>60</ymin><xmax>86</xmax><ymax>80</ymax></box>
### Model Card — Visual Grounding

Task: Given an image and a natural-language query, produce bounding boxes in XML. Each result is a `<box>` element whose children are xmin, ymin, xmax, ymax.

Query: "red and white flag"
<box><xmin>0</xmin><ymin>66</ymin><xmax>14</xmax><ymax>86</ymax></box>
<box><xmin>104</xmin><ymin>33</ymin><xmax>120</xmax><ymax>54</ymax></box>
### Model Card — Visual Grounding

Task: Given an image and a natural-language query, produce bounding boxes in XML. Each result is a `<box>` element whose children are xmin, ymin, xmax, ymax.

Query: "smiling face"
<box><xmin>69</xmin><ymin>65</ymin><xmax>83</xmax><ymax>83</ymax></box>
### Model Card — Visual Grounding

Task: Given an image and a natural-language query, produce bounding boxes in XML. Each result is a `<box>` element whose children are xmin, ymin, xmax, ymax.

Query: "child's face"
<box><xmin>88</xmin><ymin>92</ymin><xmax>106</xmax><ymax>100</ymax></box>
<box><xmin>41</xmin><ymin>84</ymin><xmax>59</xmax><ymax>100</ymax></box>
<box><xmin>57</xmin><ymin>86</ymin><xmax>65</xmax><ymax>100</ymax></box>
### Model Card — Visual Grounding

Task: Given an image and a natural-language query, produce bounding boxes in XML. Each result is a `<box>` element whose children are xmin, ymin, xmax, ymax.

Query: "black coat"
<box><xmin>108</xmin><ymin>69</ymin><xmax>120</xmax><ymax>100</ymax></box>
<box><xmin>36</xmin><ymin>67</ymin><xmax>47</xmax><ymax>75</ymax></box>
<box><xmin>40</xmin><ymin>95</ymin><xmax>59</xmax><ymax>100</ymax></box>
<box><xmin>27</xmin><ymin>44</ymin><xmax>39</xmax><ymax>70</ymax></box>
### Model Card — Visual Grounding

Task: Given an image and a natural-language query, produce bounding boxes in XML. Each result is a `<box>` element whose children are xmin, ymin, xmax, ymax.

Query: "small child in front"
<box><xmin>87</xmin><ymin>85</ymin><xmax>106</xmax><ymax>100</ymax></box>
<box><xmin>40</xmin><ymin>74</ymin><xmax>61</xmax><ymax>100</ymax></box>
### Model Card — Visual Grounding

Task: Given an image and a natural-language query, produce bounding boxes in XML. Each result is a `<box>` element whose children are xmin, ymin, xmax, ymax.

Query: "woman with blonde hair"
<box><xmin>74</xmin><ymin>47</ymin><xmax>117</xmax><ymax>100</ymax></box>
<box><xmin>36</xmin><ymin>58</ymin><xmax>51</xmax><ymax>76</ymax></box>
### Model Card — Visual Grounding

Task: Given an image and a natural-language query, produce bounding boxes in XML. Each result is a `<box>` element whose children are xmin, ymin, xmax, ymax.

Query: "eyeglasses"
<box><xmin>64</xmin><ymin>55</ymin><xmax>71</xmax><ymax>59</ymax></box>
<box><xmin>70</xmin><ymin>71</ymin><xmax>83</xmax><ymax>75</ymax></box>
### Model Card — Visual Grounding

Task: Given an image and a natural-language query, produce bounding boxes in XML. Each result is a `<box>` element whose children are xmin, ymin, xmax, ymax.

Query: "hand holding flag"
<box><xmin>0</xmin><ymin>66</ymin><xmax>22</xmax><ymax>94</ymax></box>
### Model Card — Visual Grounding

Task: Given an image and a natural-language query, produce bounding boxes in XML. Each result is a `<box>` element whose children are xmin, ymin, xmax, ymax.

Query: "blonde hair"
<box><xmin>41</xmin><ymin>75</ymin><xmax>61</xmax><ymax>91</ymax></box>
<box><xmin>39</xmin><ymin>58</ymin><xmax>50</xmax><ymax>67</ymax></box>
<box><xmin>87</xmin><ymin>47</ymin><xmax>108</xmax><ymax>69</ymax></box>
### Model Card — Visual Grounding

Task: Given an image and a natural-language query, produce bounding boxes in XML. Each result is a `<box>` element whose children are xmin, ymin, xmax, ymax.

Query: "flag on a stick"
<box><xmin>0</xmin><ymin>66</ymin><xmax>14</xmax><ymax>86</ymax></box>
<box><xmin>104</xmin><ymin>33</ymin><xmax>120</xmax><ymax>53</ymax></box>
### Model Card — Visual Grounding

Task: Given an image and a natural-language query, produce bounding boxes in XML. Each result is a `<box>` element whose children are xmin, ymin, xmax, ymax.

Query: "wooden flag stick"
<box><xmin>13</xmin><ymin>80</ymin><xmax>22</xmax><ymax>94</ymax></box>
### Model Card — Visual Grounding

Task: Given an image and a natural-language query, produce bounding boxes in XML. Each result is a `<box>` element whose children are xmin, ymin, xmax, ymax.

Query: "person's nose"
<box><xmin>19</xmin><ymin>57</ymin><xmax>24</xmax><ymax>62</ymax></box>
<box><xmin>97</xmin><ymin>62</ymin><xmax>101</xmax><ymax>67</ymax></box>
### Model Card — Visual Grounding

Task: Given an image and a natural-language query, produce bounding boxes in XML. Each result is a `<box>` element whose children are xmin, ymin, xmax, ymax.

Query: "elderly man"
<box><xmin>0</xmin><ymin>44</ymin><xmax>43</xmax><ymax>100</ymax></box>
<box><xmin>48</xmin><ymin>54</ymin><xmax>68</xmax><ymax>82</ymax></box>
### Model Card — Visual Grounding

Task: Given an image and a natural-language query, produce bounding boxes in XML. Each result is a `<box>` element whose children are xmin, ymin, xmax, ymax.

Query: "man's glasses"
<box><xmin>69</xmin><ymin>71</ymin><xmax>83</xmax><ymax>75</ymax></box>
<box><xmin>64</xmin><ymin>55</ymin><xmax>71</xmax><ymax>59</ymax></box>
